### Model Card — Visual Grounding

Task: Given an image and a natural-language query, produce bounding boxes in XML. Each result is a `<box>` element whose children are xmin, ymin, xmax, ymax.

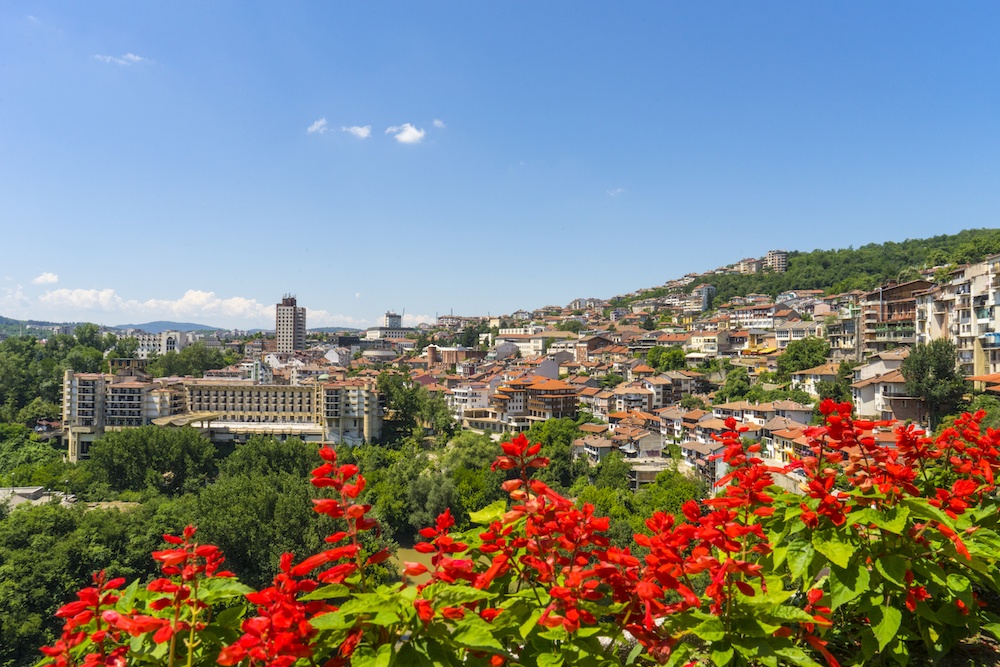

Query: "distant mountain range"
<box><xmin>0</xmin><ymin>315</ymin><xmax>365</xmax><ymax>336</ymax></box>
<box><xmin>114</xmin><ymin>321</ymin><xmax>224</xmax><ymax>333</ymax></box>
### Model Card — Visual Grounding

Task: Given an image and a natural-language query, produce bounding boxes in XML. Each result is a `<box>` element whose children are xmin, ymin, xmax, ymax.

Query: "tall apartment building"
<box><xmin>916</xmin><ymin>256</ymin><xmax>1000</xmax><ymax>376</ymax></box>
<box><xmin>276</xmin><ymin>295</ymin><xmax>307</xmax><ymax>353</ymax></box>
<box><xmin>763</xmin><ymin>250</ymin><xmax>789</xmax><ymax>273</ymax></box>
<box><xmin>860</xmin><ymin>280</ymin><xmax>932</xmax><ymax>358</ymax></box>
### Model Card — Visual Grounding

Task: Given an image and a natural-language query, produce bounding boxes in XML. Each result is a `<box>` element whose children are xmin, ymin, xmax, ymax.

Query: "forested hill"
<box><xmin>617</xmin><ymin>228</ymin><xmax>1000</xmax><ymax>307</ymax></box>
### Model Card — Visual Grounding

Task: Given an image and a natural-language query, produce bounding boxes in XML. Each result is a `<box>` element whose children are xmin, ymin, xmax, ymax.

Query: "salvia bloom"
<box><xmin>40</xmin><ymin>405</ymin><xmax>1000</xmax><ymax>667</ymax></box>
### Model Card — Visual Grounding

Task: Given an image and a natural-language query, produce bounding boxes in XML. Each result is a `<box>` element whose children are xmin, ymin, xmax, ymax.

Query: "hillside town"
<box><xmin>52</xmin><ymin>250</ymin><xmax>1000</xmax><ymax>494</ymax></box>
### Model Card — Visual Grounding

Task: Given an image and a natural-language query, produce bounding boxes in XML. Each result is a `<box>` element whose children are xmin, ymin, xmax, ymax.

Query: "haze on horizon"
<box><xmin>1</xmin><ymin>2</ymin><xmax>998</xmax><ymax>329</ymax></box>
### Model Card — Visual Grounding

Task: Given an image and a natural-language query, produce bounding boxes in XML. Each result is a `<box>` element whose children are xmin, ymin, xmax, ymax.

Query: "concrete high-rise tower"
<box><xmin>276</xmin><ymin>295</ymin><xmax>306</xmax><ymax>352</ymax></box>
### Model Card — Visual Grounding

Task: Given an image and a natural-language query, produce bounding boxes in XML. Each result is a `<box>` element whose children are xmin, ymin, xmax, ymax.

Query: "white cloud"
<box><xmin>341</xmin><ymin>125</ymin><xmax>371</xmax><ymax>139</ymax></box>
<box><xmin>308</xmin><ymin>309</ymin><xmax>369</xmax><ymax>328</ymax></box>
<box><xmin>39</xmin><ymin>288</ymin><xmax>122</xmax><ymax>311</ymax></box>
<box><xmin>0</xmin><ymin>284</ymin><xmax>29</xmax><ymax>311</ymax></box>
<box><xmin>307</xmin><ymin>118</ymin><xmax>329</xmax><ymax>135</ymax></box>
<box><xmin>402</xmin><ymin>313</ymin><xmax>434</xmax><ymax>327</ymax></box>
<box><xmin>93</xmin><ymin>53</ymin><xmax>151</xmax><ymax>66</ymax></box>
<box><xmin>607</xmin><ymin>187</ymin><xmax>626</xmax><ymax>197</ymax></box>
<box><xmin>37</xmin><ymin>288</ymin><xmax>271</xmax><ymax>321</ymax></box>
<box><xmin>355</xmin><ymin>292</ymin><xmax>362</xmax><ymax>299</ymax></box>
<box><xmin>31</xmin><ymin>272</ymin><xmax>58</xmax><ymax>285</ymax></box>
<box><xmin>433</xmin><ymin>119</ymin><xmax>446</xmax><ymax>129</ymax></box>
<box><xmin>33</xmin><ymin>288</ymin><xmax>374</xmax><ymax>328</ymax></box>
<box><xmin>385</xmin><ymin>123</ymin><xmax>426</xmax><ymax>144</ymax></box>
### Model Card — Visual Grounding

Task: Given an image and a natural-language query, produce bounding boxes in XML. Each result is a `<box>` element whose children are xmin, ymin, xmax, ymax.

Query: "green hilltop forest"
<box><xmin>616</xmin><ymin>227</ymin><xmax>1000</xmax><ymax>307</ymax></box>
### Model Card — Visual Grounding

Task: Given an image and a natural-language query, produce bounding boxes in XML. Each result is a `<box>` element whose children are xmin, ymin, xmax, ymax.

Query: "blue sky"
<box><xmin>1</xmin><ymin>2</ymin><xmax>998</xmax><ymax>329</ymax></box>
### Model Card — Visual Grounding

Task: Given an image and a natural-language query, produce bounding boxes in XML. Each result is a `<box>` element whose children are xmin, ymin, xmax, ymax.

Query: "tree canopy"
<box><xmin>776</xmin><ymin>337</ymin><xmax>830</xmax><ymax>381</ymax></box>
<box><xmin>902</xmin><ymin>339</ymin><xmax>968</xmax><ymax>428</ymax></box>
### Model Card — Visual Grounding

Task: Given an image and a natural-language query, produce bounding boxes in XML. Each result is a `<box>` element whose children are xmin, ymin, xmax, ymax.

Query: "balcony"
<box><xmin>982</xmin><ymin>333</ymin><xmax>1000</xmax><ymax>350</ymax></box>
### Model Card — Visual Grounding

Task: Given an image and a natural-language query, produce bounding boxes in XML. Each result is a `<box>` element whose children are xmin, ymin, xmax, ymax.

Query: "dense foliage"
<box><xmin>902</xmin><ymin>339</ymin><xmax>969</xmax><ymax>428</ymax></box>
<box><xmin>34</xmin><ymin>403</ymin><xmax>1000</xmax><ymax>667</ymax></box>
<box><xmin>145</xmin><ymin>342</ymin><xmax>240</xmax><ymax>378</ymax></box>
<box><xmin>613</xmin><ymin>228</ymin><xmax>1000</xmax><ymax>307</ymax></box>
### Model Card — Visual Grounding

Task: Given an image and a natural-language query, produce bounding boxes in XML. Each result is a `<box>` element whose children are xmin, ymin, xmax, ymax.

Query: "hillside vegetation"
<box><xmin>616</xmin><ymin>228</ymin><xmax>1000</xmax><ymax>307</ymax></box>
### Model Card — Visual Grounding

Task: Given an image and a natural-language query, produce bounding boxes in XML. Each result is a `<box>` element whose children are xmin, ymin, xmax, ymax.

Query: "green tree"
<box><xmin>88</xmin><ymin>426</ymin><xmax>217</xmax><ymax>496</ymax></box>
<box><xmin>714</xmin><ymin>367</ymin><xmax>751</xmax><ymax>404</ymax></box>
<box><xmin>555</xmin><ymin>320</ymin><xmax>585</xmax><ymax>334</ymax></box>
<box><xmin>646</xmin><ymin>346</ymin><xmax>686</xmax><ymax>372</ymax></box>
<box><xmin>0</xmin><ymin>423</ymin><xmax>61</xmax><ymax>480</ymax></box>
<box><xmin>524</xmin><ymin>418</ymin><xmax>589</xmax><ymax>492</ymax></box>
<box><xmin>14</xmin><ymin>396</ymin><xmax>60</xmax><ymax>426</ymax></box>
<box><xmin>146</xmin><ymin>343</ymin><xmax>229</xmax><ymax>378</ymax></box>
<box><xmin>377</xmin><ymin>372</ymin><xmax>421</xmax><ymax>432</ymax></box>
<box><xmin>593</xmin><ymin>451</ymin><xmax>631</xmax><ymax>491</ymax></box>
<box><xmin>776</xmin><ymin>337</ymin><xmax>830</xmax><ymax>381</ymax></box>
<box><xmin>0</xmin><ymin>498</ymin><xmax>195</xmax><ymax>667</ymax></box>
<box><xmin>679</xmin><ymin>395</ymin><xmax>706</xmax><ymax>410</ymax></box>
<box><xmin>219</xmin><ymin>435</ymin><xmax>318</xmax><ymax>479</ymax></box>
<box><xmin>110</xmin><ymin>336</ymin><xmax>139</xmax><ymax>359</ymax></box>
<box><xmin>195</xmin><ymin>470</ymin><xmax>339</xmax><ymax>589</ymax></box>
<box><xmin>902</xmin><ymin>339</ymin><xmax>968</xmax><ymax>428</ymax></box>
<box><xmin>73</xmin><ymin>323</ymin><xmax>106</xmax><ymax>351</ymax></box>
<box><xmin>600</xmin><ymin>373</ymin><xmax>624</xmax><ymax>389</ymax></box>
<box><xmin>815</xmin><ymin>361</ymin><xmax>856</xmax><ymax>404</ymax></box>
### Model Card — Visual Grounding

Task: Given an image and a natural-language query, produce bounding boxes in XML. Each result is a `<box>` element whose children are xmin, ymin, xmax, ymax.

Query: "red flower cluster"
<box><xmin>218</xmin><ymin>553</ymin><xmax>330</xmax><ymax>667</ymax></box>
<box><xmin>41</xmin><ymin>571</ymin><xmax>128</xmax><ymax>667</ymax></box>
<box><xmin>43</xmin><ymin>403</ymin><xmax>1000</xmax><ymax>667</ymax></box>
<box><xmin>41</xmin><ymin>526</ymin><xmax>234</xmax><ymax>667</ymax></box>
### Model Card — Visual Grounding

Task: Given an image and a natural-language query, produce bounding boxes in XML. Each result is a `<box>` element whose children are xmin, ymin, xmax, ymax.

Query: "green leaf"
<box><xmin>337</xmin><ymin>592</ymin><xmax>404</xmax><ymax>615</ymax></box>
<box><xmin>537</xmin><ymin>654</ymin><xmax>565</xmax><ymax>667</ymax></box>
<box><xmin>946</xmin><ymin>572</ymin><xmax>971</xmax><ymax>595</ymax></box>
<box><xmin>785</xmin><ymin>539</ymin><xmax>815</xmax><ymax>581</ymax></box>
<box><xmin>299</xmin><ymin>583</ymin><xmax>351</xmax><ymax>600</ymax></box>
<box><xmin>872</xmin><ymin>605</ymin><xmax>902</xmax><ymax>652</ymax></box>
<box><xmin>901</xmin><ymin>497</ymin><xmax>953</xmax><ymax>526</ymax></box>
<box><xmin>310</xmin><ymin>610</ymin><xmax>356</xmax><ymax>630</ymax></box>
<box><xmin>811</xmin><ymin>531</ymin><xmax>856</xmax><ymax>569</ymax></box>
<box><xmin>626</xmin><ymin>643</ymin><xmax>644</xmax><ymax>665</ymax></box>
<box><xmin>519</xmin><ymin>607</ymin><xmax>543</xmax><ymax>639</ymax></box>
<box><xmin>765</xmin><ymin>605</ymin><xmax>818</xmax><ymax>624</ymax></box>
<box><xmin>690</xmin><ymin>616</ymin><xmax>726</xmax><ymax>642</ymax></box>
<box><xmin>983</xmin><ymin>623</ymin><xmax>1000</xmax><ymax>641</ymax></box>
<box><xmin>874</xmin><ymin>555</ymin><xmax>908</xmax><ymax>588</ymax></box>
<box><xmin>775</xmin><ymin>647</ymin><xmax>824</xmax><ymax>667</ymax></box>
<box><xmin>469</xmin><ymin>499</ymin><xmax>508</xmax><ymax>525</ymax></box>
<box><xmin>453</xmin><ymin>622</ymin><xmax>505</xmax><ymax>652</ymax></box>
<box><xmin>369</xmin><ymin>610</ymin><xmax>401</xmax><ymax>626</ymax></box>
<box><xmin>351</xmin><ymin>644</ymin><xmax>392</xmax><ymax>667</ymax></box>
<box><xmin>213</xmin><ymin>604</ymin><xmax>246</xmax><ymax>630</ymax></box>
<box><xmin>664</xmin><ymin>643</ymin><xmax>695</xmax><ymax>667</ymax></box>
<box><xmin>710</xmin><ymin>641</ymin><xmax>734</xmax><ymax>666</ymax></box>
<box><xmin>198</xmin><ymin>577</ymin><xmax>255</xmax><ymax>603</ymax></box>
<box><xmin>116</xmin><ymin>579</ymin><xmax>139</xmax><ymax>613</ymax></box>
<box><xmin>829</xmin><ymin>564</ymin><xmax>870</xmax><ymax>611</ymax></box>
<box><xmin>424</xmin><ymin>583</ymin><xmax>496</xmax><ymax>608</ymax></box>
<box><xmin>847</xmin><ymin>506</ymin><xmax>910</xmax><ymax>534</ymax></box>
<box><xmin>912</xmin><ymin>559</ymin><xmax>948</xmax><ymax>587</ymax></box>
<box><xmin>861</xmin><ymin>629</ymin><xmax>878</xmax><ymax>661</ymax></box>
